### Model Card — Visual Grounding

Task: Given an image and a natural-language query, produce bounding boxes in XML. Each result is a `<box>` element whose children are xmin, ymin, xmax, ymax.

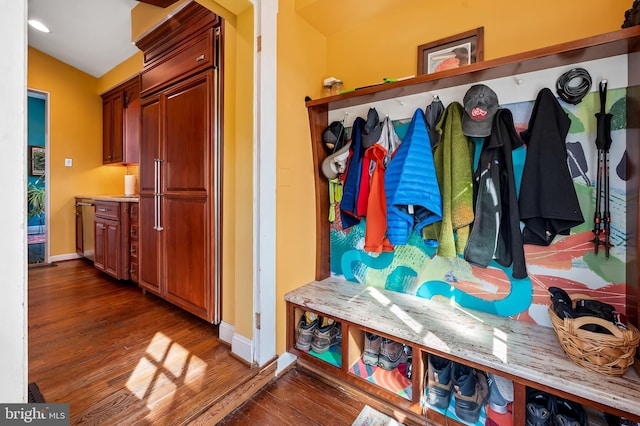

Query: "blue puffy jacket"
<box><xmin>385</xmin><ymin>109</ymin><xmax>443</xmax><ymax>245</ymax></box>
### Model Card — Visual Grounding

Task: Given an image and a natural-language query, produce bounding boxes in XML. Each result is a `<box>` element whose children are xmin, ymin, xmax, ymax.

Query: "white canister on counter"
<box><xmin>124</xmin><ymin>174</ymin><xmax>137</xmax><ymax>196</ymax></box>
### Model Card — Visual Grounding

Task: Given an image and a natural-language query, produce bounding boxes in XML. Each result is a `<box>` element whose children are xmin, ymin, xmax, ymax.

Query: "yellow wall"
<box><xmin>97</xmin><ymin>52</ymin><xmax>143</xmax><ymax>95</ymax></box>
<box><xmin>274</xmin><ymin>0</ymin><xmax>328</xmax><ymax>353</ymax></box>
<box><xmin>27</xmin><ymin>48</ymin><xmax>127</xmax><ymax>258</ymax></box>
<box><xmin>229</xmin><ymin>7</ymin><xmax>254</xmax><ymax>340</ymax></box>
<box><xmin>318</xmin><ymin>0</ymin><xmax>632</xmax><ymax>94</ymax></box>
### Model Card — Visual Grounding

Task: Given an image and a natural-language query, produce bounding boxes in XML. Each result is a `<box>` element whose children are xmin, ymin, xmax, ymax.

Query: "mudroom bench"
<box><xmin>285</xmin><ymin>278</ymin><xmax>640</xmax><ymax>425</ymax></box>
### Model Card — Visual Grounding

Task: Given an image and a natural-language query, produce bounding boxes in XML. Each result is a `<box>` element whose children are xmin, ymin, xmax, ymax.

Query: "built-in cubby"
<box><xmin>288</xmin><ymin>25</ymin><xmax>640</xmax><ymax>426</ymax></box>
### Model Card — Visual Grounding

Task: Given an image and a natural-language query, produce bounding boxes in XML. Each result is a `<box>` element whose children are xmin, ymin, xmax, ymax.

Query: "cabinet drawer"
<box><xmin>129</xmin><ymin>261</ymin><xmax>139</xmax><ymax>283</ymax></box>
<box><xmin>94</xmin><ymin>201</ymin><xmax>120</xmax><ymax>220</ymax></box>
<box><xmin>130</xmin><ymin>241</ymin><xmax>138</xmax><ymax>260</ymax></box>
<box><xmin>130</xmin><ymin>203</ymin><xmax>138</xmax><ymax>221</ymax></box>
<box><xmin>130</xmin><ymin>223</ymin><xmax>138</xmax><ymax>241</ymax></box>
<box><xmin>140</xmin><ymin>29</ymin><xmax>214</xmax><ymax>96</ymax></box>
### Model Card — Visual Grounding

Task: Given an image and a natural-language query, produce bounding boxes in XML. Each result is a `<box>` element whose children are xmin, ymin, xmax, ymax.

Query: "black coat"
<box><xmin>464</xmin><ymin>108</ymin><xmax>528</xmax><ymax>279</ymax></box>
<box><xmin>518</xmin><ymin>88</ymin><xmax>584</xmax><ymax>246</ymax></box>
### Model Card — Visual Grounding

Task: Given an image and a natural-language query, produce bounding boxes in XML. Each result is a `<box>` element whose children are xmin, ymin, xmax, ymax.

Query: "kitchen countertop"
<box><xmin>76</xmin><ymin>195</ymin><xmax>139</xmax><ymax>203</ymax></box>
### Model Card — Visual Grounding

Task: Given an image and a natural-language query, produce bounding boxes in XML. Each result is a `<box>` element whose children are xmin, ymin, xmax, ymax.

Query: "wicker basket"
<box><xmin>548</xmin><ymin>304</ymin><xmax>640</xmax><ymax>377</ymax></box>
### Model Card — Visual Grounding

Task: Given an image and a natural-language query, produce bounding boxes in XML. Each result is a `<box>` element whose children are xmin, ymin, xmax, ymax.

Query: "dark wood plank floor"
<box><xmin>218</xmin><ymin>364</ymin><xmax>424</xmax><ymax>426</ymax></box>
<box><xmin>29</xmin><ymin>259</ymin><xmax>423</xmax><ymax>425</ymax></box>
<box><xmin>28</xmin><ymin>259</ymin><xmax>255</xmax><ymax>425</ymax></box>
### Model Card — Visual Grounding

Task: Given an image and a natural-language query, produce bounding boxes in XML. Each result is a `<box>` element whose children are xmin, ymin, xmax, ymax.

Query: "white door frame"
<box><xmin>27</xmin><ymin>89</ymin><xmax>51</xmax><ymax>265</ymax></box>
<box><xmin>251</xmin><ymin>0</ymin><xmax>278</xmax><ymax>367</ymax></box>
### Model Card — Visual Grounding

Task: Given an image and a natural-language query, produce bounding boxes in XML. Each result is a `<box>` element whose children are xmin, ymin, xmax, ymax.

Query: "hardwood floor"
<box><xmin>28</xmin><ymin>259</ymin><xmax>256</xmax><ymax>425</ymax></box>
<box><xmin>218</xmin><ymin>362</ymin><xmax>424</xmax><ymax>426</ymax></box>
<box><xmin>29</xmin><ymin>259</ymin><xmax>423</xmax><ymax>425</ymax></box>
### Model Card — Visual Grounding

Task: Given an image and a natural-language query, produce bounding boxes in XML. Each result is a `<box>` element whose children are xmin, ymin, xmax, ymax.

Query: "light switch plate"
<box><xmin>65</xmin><ymin>158</ymin><xmax>72</xmax><ymax>167</ymax></box>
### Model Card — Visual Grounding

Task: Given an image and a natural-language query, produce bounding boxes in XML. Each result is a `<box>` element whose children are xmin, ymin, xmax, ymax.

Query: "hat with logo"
<box><xmin>462</xmin><ymin>84</ymin><xmax>499</xmax><ymax>137</ymax></box>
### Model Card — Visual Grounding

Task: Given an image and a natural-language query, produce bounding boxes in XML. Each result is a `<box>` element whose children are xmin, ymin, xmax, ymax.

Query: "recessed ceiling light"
<box><xmin>28</xmin><ymin>19</ymin><xmax>50</xmax><ymax>33</ymax></box>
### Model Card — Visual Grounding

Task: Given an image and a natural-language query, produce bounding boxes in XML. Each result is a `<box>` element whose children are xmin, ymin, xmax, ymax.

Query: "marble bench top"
<box><xmin>285</xmin><ymin>277</ymin><xmax>640</xmax><ymax>418</ymax></box>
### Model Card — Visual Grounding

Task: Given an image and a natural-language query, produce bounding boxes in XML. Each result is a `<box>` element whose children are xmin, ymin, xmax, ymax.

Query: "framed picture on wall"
<box><xmin>417</xmin><ymin>27</ymin><xmax>484</xmax><ymax>75</ymax></box>
<box><xmin>30</xmin><ymin>146</ymin><xmax>45</xmax><ymax>177</ymax></box>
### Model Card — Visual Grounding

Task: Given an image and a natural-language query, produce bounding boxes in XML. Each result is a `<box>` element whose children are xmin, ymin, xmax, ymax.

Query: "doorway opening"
<box><xmin>27</xmin><ymin>90</ymin><xmax>49</xmax><ymax>265</ymax></box>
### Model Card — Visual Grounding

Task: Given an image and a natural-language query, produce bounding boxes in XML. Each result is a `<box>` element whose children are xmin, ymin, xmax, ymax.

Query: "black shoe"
<box><xmin>526</xmin><ymin>389</ymin><xmax>554</xmax><ymax>426</ymax></box>
<box><xmin>554</xmin><ymin>397</ymin><xmax>587</xmax><ymax>426</ymax></box>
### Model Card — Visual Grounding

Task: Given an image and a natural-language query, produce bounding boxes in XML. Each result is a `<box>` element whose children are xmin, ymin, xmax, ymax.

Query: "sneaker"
<box><xmin>404</xmin><ymin>346</ymin><xmax>413</xmax><ymax>380</ymax></box>
<box><xmin>452</xmin><ymin>364</ymin><xmax>489</xmax><ymax>423</ymax></box>
<box><xmin>378</xmin><ymin>338</ymin><xmax>406</xmax><ymax>370</ymax></box>
<box><xmin>363</xmin><ymin>332</ymin><xmax>381</xmax><ymax>366</ymax></box>
<box><xmin>295</xmin><ymin>313</ymin><xmax>319</xmax><ymax>352</ymax></box>
<box><xmin>554</xmin><ymin>397</ymin><xmax>586</xmax><ymax>426</ymax></box>
<box><xmin>487</xmin><ymin>372</ymin><xmax>514</xmax><ymax>414</ymax></box>
<box><xmin>311</xmin><ymin>321</ymin><xmax>342</xmax><ymax>353</ymax></box>
<box><xmin>526</xmin><ymin>389</ymin><xmax>554</xmax><ymax>426</ymax></box>
<box><xmin>426</xmin><ymin>355</ymin><xmax>453</xmax><ymax>409</ymax></box>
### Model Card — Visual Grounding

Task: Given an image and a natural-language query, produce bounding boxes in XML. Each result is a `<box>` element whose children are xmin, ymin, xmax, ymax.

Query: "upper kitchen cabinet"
<box><xmin>101</xmin><ymin>75</ymin><xmax>141</xmax><ymax>164</ymax></box>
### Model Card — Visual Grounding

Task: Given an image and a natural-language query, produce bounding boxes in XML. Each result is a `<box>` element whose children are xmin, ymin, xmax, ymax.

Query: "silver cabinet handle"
<box><xmin>153</xmin><ymin>159</ymin><xmax>159</xmax><ymax>230</ymax></box>
<box><xmin>98</xmin><ymin>208</ymin><xmax>107</xmax><ymax>212</ymax></box>
<box><xmin>157</xmin><ymin>159</ymin><xmax>163</xmax><ymax>231</ymax></box>
<box><xmin>196</xmin><ymin>54</ymin><xmax>205</xmax><ymax>62</ymax></box>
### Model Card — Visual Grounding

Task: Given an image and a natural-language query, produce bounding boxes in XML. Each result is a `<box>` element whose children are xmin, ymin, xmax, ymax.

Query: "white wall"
<box><xmin>0</xmin><ymin>0</ymin><xmax>28</xmax><ymax>403</ymax></box>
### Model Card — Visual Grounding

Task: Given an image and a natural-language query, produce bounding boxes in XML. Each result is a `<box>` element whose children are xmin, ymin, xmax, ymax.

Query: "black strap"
<box><xmin>556</xmin><ymin>67</ymin><xmax>592</xmax><ymax>104</ymax></box>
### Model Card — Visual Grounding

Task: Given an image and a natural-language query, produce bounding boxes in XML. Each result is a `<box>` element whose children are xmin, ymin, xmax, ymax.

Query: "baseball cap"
<box><xmin>462</xmin><ymin>84</ymin><xmax>499</xmax><ymax>137</ymax></box>
<box><xmin>321</xmin><ymin>142</ymin><xmax>351</xmax><ymax>179</ymax></box>
<box><xmin>362</xmin><ymin>108</ymin><xmax>382</xmax><ymax>148</ymax></box>
<box><xmin>322</xmin><ymin>121</ymin><xmax>345</xmax><ymax>154</ymax></box>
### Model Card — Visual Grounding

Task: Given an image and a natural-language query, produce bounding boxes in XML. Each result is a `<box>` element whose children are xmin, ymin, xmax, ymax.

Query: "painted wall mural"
<box><xmin>330</xmin><ymin>88</ymin><xmax>628</xmax><ymax>327</ymax></box>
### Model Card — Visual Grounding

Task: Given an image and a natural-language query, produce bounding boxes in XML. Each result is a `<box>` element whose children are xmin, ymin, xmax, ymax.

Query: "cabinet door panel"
<box><xmin>163</xmin><ymin>196</ymin><xmax>209</xmax><ymax>319</ymax></box>
<box><xmin>94</xmin><ymin>219</ymin><xmax>106</xmax><ymax>271</ymax></box>
<box><xmin>140</xmin><ymin>96</ymin><xmax>161</xmax><ymax>195</ymax></box>
<box><xmin>102</xmin><ymin>99</ymin><xmax>113</xmax><ymax>163</ymax></box>
<box><xmin>138</xmin><ymin>195</ymin><xmax>161</xmax><ymax>294</ymax></box>
<box><xmin>164</xmin><ymin>71</ymin><xmax>212</xmax><ymax>193</ymax></box>
<box><xmin>111</xmin><ymin>93</ymin><xmax>124</xmax><ymax>163</ymax></box>
<box><xmin>105</xmin><ymin>220</ymin><xmax>121</xmax><ymax>277</ymax></box>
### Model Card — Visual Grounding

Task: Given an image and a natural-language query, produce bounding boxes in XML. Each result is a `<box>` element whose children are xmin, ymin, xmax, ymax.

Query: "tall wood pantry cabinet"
<box><xmin>134</xmin><ymin>2</ymin><xmax>223</xmax><ymax>323</ymax></box>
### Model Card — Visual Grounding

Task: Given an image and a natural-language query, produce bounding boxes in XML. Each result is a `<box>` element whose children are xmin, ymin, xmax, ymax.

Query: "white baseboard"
<box><xmin>231</xmin><ymin>333</ymin><xmax>253</xmax><ymax>365</ymax></box>
<box><xmin>276</xmin><ymin>352</ymin><xmax>297</xmax><ymax>377</ymax></box>
<box><xmin>218</xmin><ymin>321</ymin><xmax>234</xmax><ymax>345</ymax></box>
<box><xmin>49</xmin><ymin>253</ymin><xmax>82</xmax><ymax>262</ymax></box>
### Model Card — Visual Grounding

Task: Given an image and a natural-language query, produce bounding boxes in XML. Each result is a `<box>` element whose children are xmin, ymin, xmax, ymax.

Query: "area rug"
<box><xmin>352</xmin><ymin>405</ymin><xmax>404</xmax><ymax>426</ymax></box>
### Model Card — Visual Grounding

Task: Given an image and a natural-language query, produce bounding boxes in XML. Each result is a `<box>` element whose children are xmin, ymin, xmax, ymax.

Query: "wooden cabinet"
<box><xmin>94</xmin><ymin>201</ymin><xmax>132</xmax><ymax>280</ymax></box>
<box><xmin>136</xmin><ymin>2</ymin><xmax>222</xmax><ymax>324</ymax></box>
<box><xmin>101</xmin><ymin>75</ymin><xmax>141</xmax><ymax>164</ymax></box>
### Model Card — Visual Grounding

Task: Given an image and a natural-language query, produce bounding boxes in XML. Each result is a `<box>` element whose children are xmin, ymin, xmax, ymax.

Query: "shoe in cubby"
<box><xmin>295</xmin><ymin>312</ymin><xmax>319</xmax><ymax>352</ymax></box>
<box><xmin>363</xmin><ymin>332</ymin><xmax>381</xmax><ymax>366</ymax></box>
<box><xmin>526</xmin><ymin>389</ymin><xmax>554</xmax><ymax>426</ymax></box>
<box><xmin>378</xmin><ymin>338</ymin><xmax>407</xmax><ymax>370</ymax></box>
<box><xmin>452</xmin><ymin>364</ymin><xmax>488</xmax><ymax>423</ymax></box>
<box><xmin>426</xmin><ymin>354</ymin><xmax>453</xmax><ymax>409</ymax></box>
<box><xmin>554</xmin><ymin>396</ymin><xmax>587</xmax><ymax>426</ymax></box>
<box><xmin>311</xmin><ymin>318</ymin><xmax>342</xmax><ymax>354</ymax></box>
<box><xmin>487</xmin><ymin>372</ymin><xmax>514</xmax><ymax>414</ymax></box>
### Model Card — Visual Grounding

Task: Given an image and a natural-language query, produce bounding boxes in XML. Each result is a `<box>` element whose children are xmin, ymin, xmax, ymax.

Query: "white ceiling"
<box><xmin>27</xmin><ymin>0</ymin><xmax>141</xmax><ymax>78</ymax></box>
